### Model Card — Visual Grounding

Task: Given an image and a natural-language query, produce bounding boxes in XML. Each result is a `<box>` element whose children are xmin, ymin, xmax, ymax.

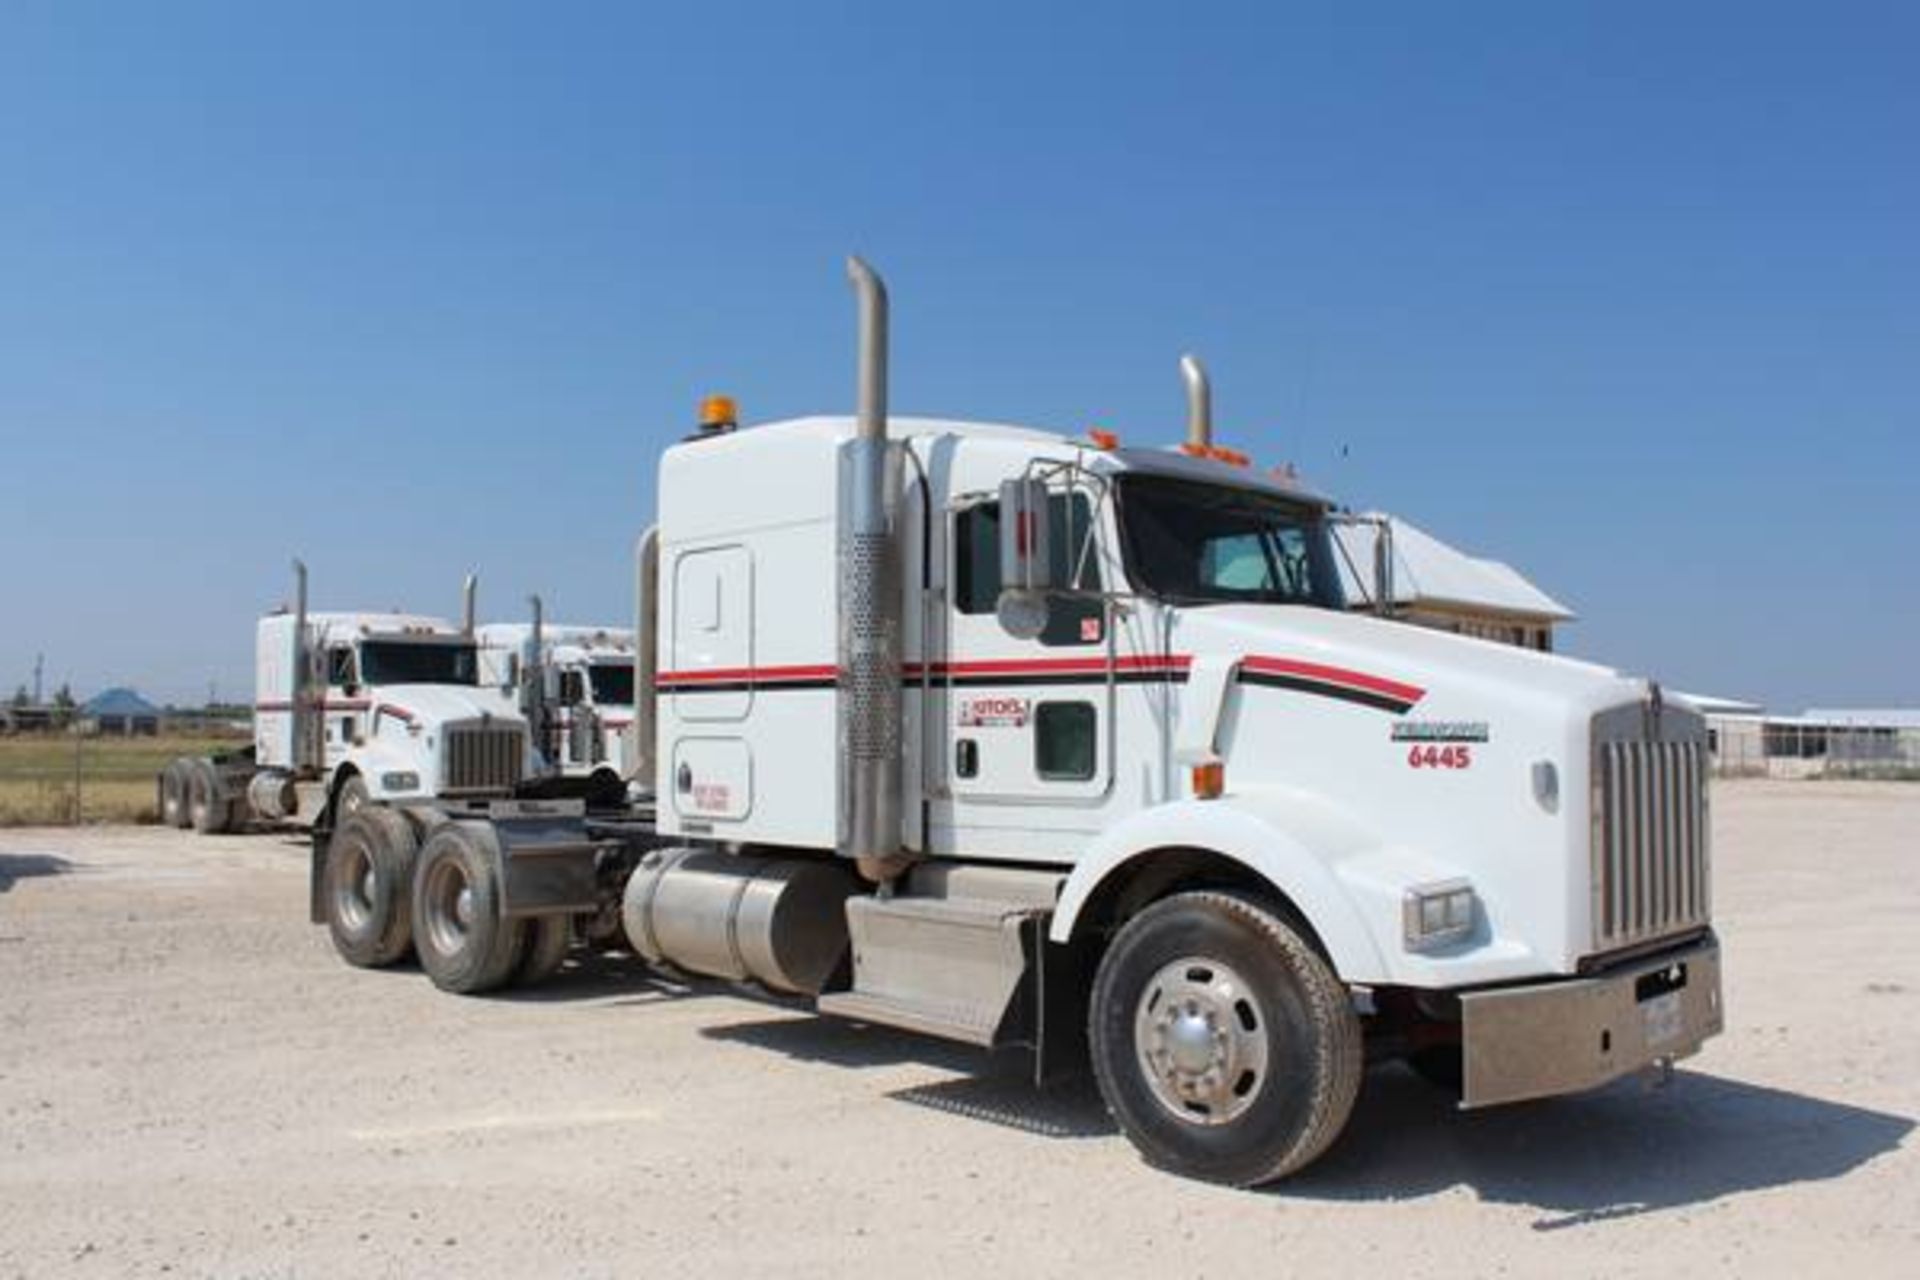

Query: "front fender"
<box><xmin>1048</xmin><ymin>791</ymin><xmax>1392</xmax><ymax>983</ymax></box>
<box><xmin>341</xmin><ymin>742</ymin><xmax>430</xmax><ymax>803</ymax></box>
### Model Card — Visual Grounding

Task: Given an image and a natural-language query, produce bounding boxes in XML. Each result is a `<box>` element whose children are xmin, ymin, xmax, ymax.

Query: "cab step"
<box><xmin>817</xmin><ymin>888</ymin><xmax>1052</xmax><ymax>1048</ymax></box>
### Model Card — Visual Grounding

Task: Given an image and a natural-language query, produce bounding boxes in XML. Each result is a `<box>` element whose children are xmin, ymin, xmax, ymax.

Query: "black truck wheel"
<box><xmin>512</xmin><ymin>914</ymin><xmax>573</xmax><ymax>988</ymax></box>
<box><xmin>186</xmin><ymin>759</ymin><xmax>230</xmax><ymax>834</ymax></box>
<box><xmin>411</xmin><ymin>822</ymin><xmax>525</xmax><ymax>995</ymax></box>
<box><xmin>1088</xmin><ymin>890</ymin><xmax>1363</xmax><ymax>1186</ymax></box>
<box><xmin>332</xmin><ymin>774</ymin><xmax>370</xmax><ymax>823</ymax></box>
<box><xmin>323</xmin><ymin>807</ymin><xmax>420</xmax><ymax>968</ymax></box>
<box><xmin>159</xmin><ymin>760</ymin><xmax>190</xmax><ymax>829</ymax></box>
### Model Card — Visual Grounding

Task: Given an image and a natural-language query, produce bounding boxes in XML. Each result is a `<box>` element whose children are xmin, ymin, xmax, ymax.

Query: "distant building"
<box><xmin>81</xmin><ymin>688</ymin><xmax>161</xmax><ymax>737</ymax></box>
<box><xmin>1330</xmin><ymin>513</ymin><xmax>1573</xmax><ymax>651</ymax></box>
<box><xmin>1674</xmin><ymin>694</ymin><xmax>1919</xmax><ymax>778</ymax></box>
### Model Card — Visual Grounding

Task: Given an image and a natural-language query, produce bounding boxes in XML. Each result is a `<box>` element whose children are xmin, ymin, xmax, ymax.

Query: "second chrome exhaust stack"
<box><xmin>1180</xmin><ymin>353</ymin><xmax>1212</xmax><ymax>450</ymax></box>
<box><xmin>839</xmin><ymin>256</ymin><xmax>905</xmax><ymax>880</ymax></box>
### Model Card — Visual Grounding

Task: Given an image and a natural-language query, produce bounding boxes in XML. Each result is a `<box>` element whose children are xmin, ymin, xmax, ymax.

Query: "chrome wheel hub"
<box><xmin>1133</xmin><ymin>957</ymin><xmax>1270</xmax><ymax>1126</ymax></box>
<box><xmin>423</xmin><ymin>860</ymin><xmax>473</xmax><ymax>956</ymax></box>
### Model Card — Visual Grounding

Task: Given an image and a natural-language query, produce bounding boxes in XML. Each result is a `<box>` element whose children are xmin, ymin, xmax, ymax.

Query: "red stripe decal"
<box><xmin>376</xmin><ymin>703</ymin><xmax>416</xmax><ymax>724</ymax></box>
<box><xmin>652</xmin><ymin>653</ymin><xmax>1419</xmax><ymax>703</ymax></box>
<box><xmin>1240</xmin><ymin>656</ymin><xmax>1424</xmax><ymax>704</ymax></box>
<box><xmin>656</xmin><ymin>663</ymin><xmax>837</xmax><ymax>685</ymax></box>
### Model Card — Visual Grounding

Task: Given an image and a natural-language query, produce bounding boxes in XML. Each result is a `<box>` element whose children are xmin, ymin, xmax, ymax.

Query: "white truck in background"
<box><xmin>308</xmin><ymin>258</ymin><xmax>1723</xmax><ymax>1186</ymax></box>
<box><xmin>158</xmin><ymin>572</ymin><xmax>611</xmax><ymax>835</ymax></box>
<box><xmin>477</xmin><ymin>611</ymin><xmax>636</xmax><ymax>803</ymax></box>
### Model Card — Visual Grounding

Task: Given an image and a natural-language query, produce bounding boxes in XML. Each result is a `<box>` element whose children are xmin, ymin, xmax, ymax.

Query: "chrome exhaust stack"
<box><xmin>1180</xmin><ymin>354</ymin><xmax>1212</xmax><ymax>450</ymax></box>
<box><xmin>291</xmin><ymin>558</ymin><xmax>319</xmax><ymax>774</ymax></box>
<box><xmin>839</xmin><ymin>256</ymin><xmax>906</xmax><ymax>880</ymax></box>
<box><xmin>628</xmin><ymin>526</ymin><xmax>660</xmax><ymax>788</ymax></box>
<box><xmin>461</xmin><ymin>573</ymin><xmax>477</xmax><ymax>636</ymax></box>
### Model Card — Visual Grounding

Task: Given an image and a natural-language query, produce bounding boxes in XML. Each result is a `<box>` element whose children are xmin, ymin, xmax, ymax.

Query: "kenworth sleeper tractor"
<box><xmin>160</xmin><ymin>572</ymin><xmax>606</xmax><ymax>834</ymax></box>
<box><xmin>311</xmin><ymin>259</ymin><xmax>1722</xmax><ymax>1185</ymax></box>
<box><xmin>477</xmin><ymin>613</ymin><xmax>636</xmax><ymax>800</ymax></box>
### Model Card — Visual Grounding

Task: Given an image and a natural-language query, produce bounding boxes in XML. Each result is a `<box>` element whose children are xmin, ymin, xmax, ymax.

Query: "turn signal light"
<box><xmin>1191</xmin><ymin>759</ymin><xmax>1225</xmax><ymax>800</ymax></box>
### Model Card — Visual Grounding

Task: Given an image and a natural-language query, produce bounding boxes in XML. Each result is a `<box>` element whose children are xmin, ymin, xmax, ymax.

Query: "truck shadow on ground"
<box><xmin>1288</xmin><ymin>1067</ymin><xmax>1914</xmax><ymax>1229</ymax></box>
<box><xmin>703</xmin><ymin>1010</ymin><xmax>1911</xmax><ymax>1223</ymax></box>
<box><xmin>0</xmin><ymin>853</ymin><xmax>73</xmax><ymax>894</ymax></box>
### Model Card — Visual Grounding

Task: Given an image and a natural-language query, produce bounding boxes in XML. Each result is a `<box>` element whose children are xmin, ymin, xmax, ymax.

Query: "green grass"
<box><xmin>0</xmin><ymin>733</ymin><xmax>247</xmax><ymax>826</ymax></box>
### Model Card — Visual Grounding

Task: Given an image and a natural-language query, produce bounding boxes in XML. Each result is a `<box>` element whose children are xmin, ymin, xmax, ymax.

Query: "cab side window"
<box><xmin>326</xmin><ymin>647</ymin><xmax>357</xmax><ymax>688</ymax></box>
<box><xmin>953</xmin><ymin>493</ymin><xmax>1104</xmax><ymax>646</ymax></box>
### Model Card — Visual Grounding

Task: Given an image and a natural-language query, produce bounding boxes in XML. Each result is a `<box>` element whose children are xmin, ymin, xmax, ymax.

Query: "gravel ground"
<box><xmin>2</xmin><ymin>779</ymin><xmax>1916</xmax><ymax>1278</ymax></box>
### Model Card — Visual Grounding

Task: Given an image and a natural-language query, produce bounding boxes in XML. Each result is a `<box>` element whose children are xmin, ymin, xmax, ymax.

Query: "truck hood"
<box><xmin>1166</xmin><ymin>604</ymin><xmax>1649</xmax><ymax>723</ymax></box>
<box><xmin>1164</xmin><ymin>603</ymin><xmax>1668</xmax><ymax>979</ymax></box>
<box><xmin>366</xmin><ymin>683</ymin><xmax>524</xmax><ymax>731</ymax></box>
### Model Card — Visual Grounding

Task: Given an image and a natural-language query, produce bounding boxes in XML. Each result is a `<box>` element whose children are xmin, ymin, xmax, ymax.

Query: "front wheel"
<box><xmin>1088</xmin><ymin>891</ymin><xmax>1363</xmax><ymax>1186</ymax></box>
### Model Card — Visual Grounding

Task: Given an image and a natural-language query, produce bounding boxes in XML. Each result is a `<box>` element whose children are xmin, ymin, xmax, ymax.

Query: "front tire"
<box><xmin>332</xmin><ymin>773</ymin><xmax>370</xmax><ymax>823</ymax></box>
<box><xmin>410</xmin><ymin>822</ymin><xmax>525</xmax><ymax>995</ymax></box>
<box><xmin>1088</xmin><ymin>891</ymin><xmax>1363</xmax><ymax>1186</ymax></box>
<box><xmin>323</xmin><ymin>807</ymin><xmax>420</xmax><ymax>968</ymax></box>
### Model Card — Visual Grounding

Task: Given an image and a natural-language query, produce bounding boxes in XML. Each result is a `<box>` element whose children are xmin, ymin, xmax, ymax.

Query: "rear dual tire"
<box><xmin>1089</xmin><ymin>891</ymin><xmax>1363</xmax><ymax>1187</ymax></box>
<box><xmin>159</xmin><ymin>760</ymin><xmax>191</xmax><ymax>829</ymax></box>
<box><xmin>409</xmin><ymin>823</ymin><xmax>573</xmax><ymax>994</ymax></box>
<box><xmin>324</xmin><ymin>807</ymin><xmax>421</xmax><ymax>967</ymax></box>
<box><xmin>186</xmin><ymin>759</ymin><xmax>232</xmax><ymax>834</ymax></box>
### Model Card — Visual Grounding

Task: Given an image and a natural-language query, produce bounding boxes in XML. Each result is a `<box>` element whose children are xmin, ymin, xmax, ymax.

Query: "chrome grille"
<box><xmin>444</xmin><ymin>724</ymin><xmax>525</xmax><ymax>795</ymax></box>
<box><xmin>1591</xmin><ymin>705</ymin><xmax>1711</xmax><ymax>953</ymax></box>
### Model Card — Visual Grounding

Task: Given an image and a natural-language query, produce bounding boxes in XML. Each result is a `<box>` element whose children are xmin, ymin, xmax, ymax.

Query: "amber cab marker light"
<box><xmin>699</xmin><ymin>394</ymin><xmax>739</xmax><ymax>433</ymax></box>
<box><xmin>1191</xmin><ymin>759</ymin><xmax>1226</xmax><ymax>800</ymax></box>
<box><xmin>1086</xmin><ymin>427</ymin><xmax>1120</xmax><ymax>450</ymax></box>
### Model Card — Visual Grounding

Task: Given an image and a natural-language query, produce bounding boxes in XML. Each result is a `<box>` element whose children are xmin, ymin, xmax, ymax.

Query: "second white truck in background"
<box><xmin>478</xmin><ymin>612</ymin><xmax>636</xmax><ymax>802</ymax></box>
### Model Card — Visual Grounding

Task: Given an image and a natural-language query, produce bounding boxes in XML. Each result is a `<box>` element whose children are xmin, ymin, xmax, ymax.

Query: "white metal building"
<box><xmin>1330</xmin><ymin>513</ymin><xmax>1574</xmax><ymax>651</ymax></box>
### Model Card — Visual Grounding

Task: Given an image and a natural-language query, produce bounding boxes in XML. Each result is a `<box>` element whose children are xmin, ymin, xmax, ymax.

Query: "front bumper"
<box><xmin>1459</xmin><ymin>933</ymin><xmax>1723</xmax><ymax>1109</ymax></box>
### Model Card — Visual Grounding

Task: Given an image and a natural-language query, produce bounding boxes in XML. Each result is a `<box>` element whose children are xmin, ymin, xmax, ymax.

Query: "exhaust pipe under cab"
<box><xmin>839</xmin><ymin>256</ymin><xmax>907</xmax><ymax>882</ymax></box>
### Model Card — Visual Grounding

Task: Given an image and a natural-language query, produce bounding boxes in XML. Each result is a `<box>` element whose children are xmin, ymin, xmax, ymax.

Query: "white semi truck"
<box><xmin>476</xmin><ymin>613</ymin><xmax>636</xmax><ymax>800</ymax></box>
<box><xmin>310</xmin><ymin>259</ymin><xmax>1722</xmax><ymax>1185</ymax></box>
<box><xmin>158</xmin><ymin>573</ymin><xmax>573</xmax><ymax>835</ymax></box>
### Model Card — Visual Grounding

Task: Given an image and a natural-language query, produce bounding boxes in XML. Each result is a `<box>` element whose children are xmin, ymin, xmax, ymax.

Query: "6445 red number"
<box><xmin>1407</xmin><ymin>744</ymin><xmax>1472</xmax><ymax>769</ymax></box>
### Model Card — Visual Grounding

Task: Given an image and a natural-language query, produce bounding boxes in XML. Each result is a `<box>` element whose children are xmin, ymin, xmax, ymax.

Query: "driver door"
<box><xmin>941</xmin><ymin>488</ymin><xmax>1114</xmax><ymax>823</ymax></box>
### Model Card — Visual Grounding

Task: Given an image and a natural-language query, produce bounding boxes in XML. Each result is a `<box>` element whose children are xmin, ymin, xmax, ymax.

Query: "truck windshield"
<box><xmin>589</xmin><ymin>663</ymin><xmax>635</xmax><ymax>706</ymax></box>
<box><xmin>1116</xmin><ymin>475</ymin><xmax>1341</xmax><ymax>608</ymax></box>
<box><xmin>358</xmin><ymin>640</ymin><xmax>478</xmax><ymax>686</ymax></box>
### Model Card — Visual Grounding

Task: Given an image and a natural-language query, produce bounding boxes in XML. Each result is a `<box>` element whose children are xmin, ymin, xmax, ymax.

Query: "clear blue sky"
<box><xmin>2</xmin><ymin>1</ymin><xmax>1913</xmax><ymax>710</ymax></box>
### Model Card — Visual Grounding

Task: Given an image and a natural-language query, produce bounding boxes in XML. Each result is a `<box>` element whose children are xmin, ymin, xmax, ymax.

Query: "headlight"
<box><xmin>380</xmin><ymin>771</ymin><xmax>421</xmax><ymax>793</ymax></box>
<box><xmin>1403</xmin><ymin>879</ymin><xmax>1476</xmax><ymax>951</ymax></box>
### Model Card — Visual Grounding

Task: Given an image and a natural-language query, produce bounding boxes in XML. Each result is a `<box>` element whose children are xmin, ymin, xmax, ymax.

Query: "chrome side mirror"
<box><xmin>997</xmin><ymin>478</ymin><xmax>1053</xmax><ymax>640</ymax></box>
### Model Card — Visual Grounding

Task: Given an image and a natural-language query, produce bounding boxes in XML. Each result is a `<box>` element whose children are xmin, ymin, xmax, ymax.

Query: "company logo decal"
<box><xmin>1390</xmin><ymin>720</ymin><xmax>1489</xmax><ymax>743</ymax></box>
<box><xmin>959</xmin><ymin>695</ymin><xmax>1031</xmax><ymax>728</ymax></box>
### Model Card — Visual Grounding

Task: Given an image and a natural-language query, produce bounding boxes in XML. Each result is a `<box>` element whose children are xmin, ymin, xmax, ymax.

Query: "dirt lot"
<box><xmin>1</xmin><ymin>780</ymin><xmax>1915</xmax><ymax>1278</ymax></box>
